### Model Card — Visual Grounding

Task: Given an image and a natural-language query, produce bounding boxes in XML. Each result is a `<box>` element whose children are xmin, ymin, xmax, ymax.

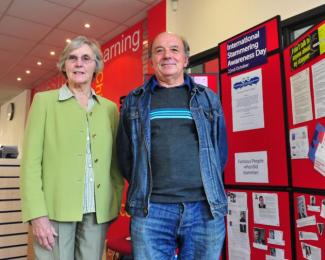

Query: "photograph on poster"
<box><xmin>307</xmin><ymin>195</ymin><xmax>321</xmax><ymax>212</ymax></box>
<box><xmin>253</xmin><ymin>227</ymin><xmax>267</xmax><ymax>250</ymax></box>
<box><xmin>297</xmin><ymin>195</ymin><xmax>308</xmax><ymax>219</ymax></box>
<box><xmin>320</xmin><ymin>199</ymin><xmax>325</xmax><ymax>218</ymax></box>
<box><xmin>258</xmin><ymin>195</ymin><xmax>266</xmax><ymax>208</ymax></box>
<box><xmin>311</xmin><ymin>196</ymin><xmax>316</xmax><ymax>206</ymax></box>
<box><xmin>289</xmin><ymin>126</ymin><xmax>309</xmax><ymax>159</ymax></box>
<box><xmin>231</xmin><ymin>68</ymin><xmax>265</xmax><ymax>132</ymax></box>
<box><xmin>253</xmin><ymin>228</ymin><xmax>266</xmax><ymax>244</ymax></box>
<box><xmin>267</xmin><ymin>230</ymin><xmax>285</xmax><ymax>246</ymax></box>
<box><xmin>266</xmin><ymin>247</ymin><xmax>285</xmax><ymax>260</ymax></box>
<box><xmin>270</xmin><ymin>247</ymin><xmax>276</xmax><ymax>256</ymax></box>
<box><xmin>302</xmin><ymin>243</ymin><xmax>312</xmax><ymax>259</ymax></box>
<box><xmin>317</xmin><ymin>223</ymin><xmax>324</xmax><ymax>235</ymax></box>
<box><xmin>301</xmin><ymin>242</ymin><xmax>322</xmax><ymax>260</ymax></box>
<box><xmin>240</xmin><ymin>211</ymin><xmax>246</xmax><ymax>222</ymax></box>
<box><xmin>253</xmin><ymin>193</ymin><xmax>279</xmax><ymax>226</ymax></box>
<box><xmin>228</xmin><ymin>192</ymin><xmax>237</xmax><ymax>203</ymax></box>
<box><xmin>290</xmin><ymin>68</ymin><xmax>313</xmax><ymax>125</ymax></box>
<box><xmin>269</xmin><ymin>230</ymin><xmax>275</xmax><ymax>239</ymax></box>
<box><xmin>311</xmin><ymin>57</ymin><xmax>325</xmax><ymax>119</ymax></box>
<box><xmin>240</xmin><ymin>224</ymin><xmax>247</xmax><ymax>233</ymax></box>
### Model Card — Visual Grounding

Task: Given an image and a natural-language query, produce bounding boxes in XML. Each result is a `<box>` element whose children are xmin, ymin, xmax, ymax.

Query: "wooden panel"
<box><xmin>0</xmin><ymin>189</ymin><xmax>20</xmax><ymax>199</ymax></box>
<box><xmin>0</xmin><ymin>200</ymin><xmax>21</xmax><ymax>211</ymax></box>
<box><xmin>0</xmin><ymin>159</ymin><xmax>20</xmax><ymax>166</ymax></box>
<box><xmin>0</xmin><ymin>167</ymin><xmax>20</xmax><ymax>176</ymax></box>
<box><xmin>27</xmin><ymin>225</ymin><xmax>34</xmax><ymax>260</ymax></box>
<box><xmin>0</xmin><ymin>177</ymin><xmax>20</xmax><ymax>188</ymax></box>
<box><xmin>0</xmin><ymin>245</ymin><xmax>27</xmax><ymax>259</ymax></box>
<box><xmin>0</xmin><ymin>222</ymin><xmax>28</xmax><ymax>235</ymax></box>
<box><xmin>0</xmin><ymin>233</ymin><xmax>28</xmax><ymax>247</ymax></box>
<box><xmin>0</xmin><ymin>211</ymin><xmax>22</xmax><ymax>223</ymax></box>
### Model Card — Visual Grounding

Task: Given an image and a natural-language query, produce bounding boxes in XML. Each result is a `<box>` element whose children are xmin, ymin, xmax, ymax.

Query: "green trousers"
<box><xmin>33</xmin><ymin>213</ymin><xmax>109</xmax><ymax>260</ymax></box>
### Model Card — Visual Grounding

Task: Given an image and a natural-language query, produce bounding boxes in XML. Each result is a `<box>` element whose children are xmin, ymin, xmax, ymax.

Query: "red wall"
<box><xmin>99</xmin><ymin>21</ymin><xmax>144</xmax><ymax>105</ymax></box>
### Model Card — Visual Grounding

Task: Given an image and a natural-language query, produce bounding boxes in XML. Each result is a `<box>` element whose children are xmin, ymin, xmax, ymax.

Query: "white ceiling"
<box><xmin>0</xmin><ymin>0</ymin><xmax>160</xmax><ymax>105</ymax></box>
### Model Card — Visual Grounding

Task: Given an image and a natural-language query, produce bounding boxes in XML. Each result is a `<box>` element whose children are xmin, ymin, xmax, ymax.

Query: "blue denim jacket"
<box><xmin>117</xmin><ymin>74</ymin><xmax>228</xmax><ymax>218</ymax></box>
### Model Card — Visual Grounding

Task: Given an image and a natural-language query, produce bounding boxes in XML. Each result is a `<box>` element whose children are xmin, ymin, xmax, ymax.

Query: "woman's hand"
<box><xmin>31</xmin><ymin>216</ymin><xmax>58</xmax><ymax>251</ymax></box>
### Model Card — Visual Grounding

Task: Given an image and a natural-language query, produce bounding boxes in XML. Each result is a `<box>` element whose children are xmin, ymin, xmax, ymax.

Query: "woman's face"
<box><xmin>64</xmin><ymin>44</ymin><xmax>96</xmax><ymax>87</ymax></box>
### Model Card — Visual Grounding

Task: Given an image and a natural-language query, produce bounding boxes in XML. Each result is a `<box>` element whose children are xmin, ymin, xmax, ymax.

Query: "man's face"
<box><xmin>150</xmin><ymin>32</ymin><xmax>188</xmax><ymax>84</ymax></box>
<box><xmin>259</xmin><ymin>197</ymin><xmax>264</xmax><ymax>204</ymax></box>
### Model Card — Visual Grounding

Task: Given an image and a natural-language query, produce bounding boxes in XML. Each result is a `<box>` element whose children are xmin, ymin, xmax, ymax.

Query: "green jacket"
<box><xmin>20</xmin><ymin>88</ymin><xmax>124</xmax><ymax>223</ymax></box>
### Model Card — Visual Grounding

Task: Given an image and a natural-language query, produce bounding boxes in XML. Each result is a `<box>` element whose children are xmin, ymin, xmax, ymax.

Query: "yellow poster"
<box><xmin>319</xmin><ymin>23</ymin><xmax>325</xmax><ymax>55</ymax></box>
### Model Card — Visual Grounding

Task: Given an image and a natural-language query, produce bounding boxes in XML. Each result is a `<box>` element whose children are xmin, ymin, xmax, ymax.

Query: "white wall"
<box><xmin>167</xmin><ymin>0</ymin><xmax>325</xmax><ymax>55</ymax></box>
<box><xmin>0</xmin><ymin>90</ymin><xmax>31</xmax><ymax>158</ymax></box>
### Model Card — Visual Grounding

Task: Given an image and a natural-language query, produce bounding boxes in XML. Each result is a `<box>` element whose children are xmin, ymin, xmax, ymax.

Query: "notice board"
<box><xmin>226</xmin><ymin>189</ymin><xmax>292</xmax><ymax>260</ymax></box>
<box><xmin>283</xmin><ymin>19</ymin><xmax>325</xmax><ymax>189</ymax></box>
<box><xmin>219</xmin><ymin>16</ymin><xmax>289</xmax><ymax>186</ymax></box>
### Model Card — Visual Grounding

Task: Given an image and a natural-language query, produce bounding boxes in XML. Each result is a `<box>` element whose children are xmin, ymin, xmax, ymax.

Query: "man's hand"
<box><xmin>31</xmin><ymin>216</ymin><xmax>58</xmax><ymax>251</ymax></box>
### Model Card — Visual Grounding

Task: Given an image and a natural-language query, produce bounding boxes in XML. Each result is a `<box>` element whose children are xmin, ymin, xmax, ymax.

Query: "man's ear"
<box><xmin>184</xmin><ymin>57</ymin><xmax>189</xmax><ymax>68</ymax></box>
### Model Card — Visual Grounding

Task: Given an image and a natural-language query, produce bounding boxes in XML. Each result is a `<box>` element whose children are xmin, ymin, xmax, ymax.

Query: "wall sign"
<box><xmin>227</xmin><ymin>27</ymin><xmax>267</xmax><ymax>74</ymax></box>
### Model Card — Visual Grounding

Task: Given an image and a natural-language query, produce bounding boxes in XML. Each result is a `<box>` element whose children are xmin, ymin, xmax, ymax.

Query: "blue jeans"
<box><xmin>131</xmin><ymin>201</ymin><xmax>225</xmax><ymax>260</ymax></box>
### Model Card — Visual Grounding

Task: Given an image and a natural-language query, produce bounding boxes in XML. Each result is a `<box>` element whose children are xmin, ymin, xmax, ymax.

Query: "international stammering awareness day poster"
<box><xmin>227</xmin><ymin>27</ymin><xmax>267</xmax><ymax>74</ymax></box>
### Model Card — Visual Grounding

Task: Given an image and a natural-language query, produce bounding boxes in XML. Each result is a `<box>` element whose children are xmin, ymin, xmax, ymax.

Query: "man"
<box><xmin>253</xmin><ymin>228</ymin><xmax>266</xmax><ymax>245</ymax></box>
<box><xmin>117</xmin><ymin>32</ymin><xmax>228</xmax><ymax>259</ymax></box>
<box><xmin>258</xmin><ymin>195</ymin><xmax>266</xmax><ymax>208</ymax></box>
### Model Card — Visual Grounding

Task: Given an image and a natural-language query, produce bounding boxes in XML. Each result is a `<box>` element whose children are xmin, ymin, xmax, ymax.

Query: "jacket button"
<box><xmin>89</xmin><ymin>112</ymin><xmax>93</xmax><ymax>116</ymax></box>
<box><xmin>92</xmin><ymin>133</ymin><xmax>97</xmax><ymax>138</ymax></box>
<box><xmin>94</xmin><ymin>158</ymin><xmax>98</xmax><ymax>163</ymax></box>
<box><xmin>97</xmin><ymin>184</ymin><xmax>100</xmax><ymax>188</ymax></box>
<box><xmin>144</xmin><ymin>208</ymin><xmax>148</xmax><ymax>215</ymax></box>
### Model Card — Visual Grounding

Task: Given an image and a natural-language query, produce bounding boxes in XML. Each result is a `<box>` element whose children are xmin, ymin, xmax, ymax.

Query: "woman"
<box><xmin>20</xmin><ymin>36</ymin><xmax>124</xmax><ymax>260</ymax></box>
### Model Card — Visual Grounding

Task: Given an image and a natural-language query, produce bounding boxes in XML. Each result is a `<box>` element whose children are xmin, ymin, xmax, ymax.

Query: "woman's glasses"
<box><xmin>67</xmin><ymin>54</ymin><xmax>95</xmax><ymax>64</ymax></box>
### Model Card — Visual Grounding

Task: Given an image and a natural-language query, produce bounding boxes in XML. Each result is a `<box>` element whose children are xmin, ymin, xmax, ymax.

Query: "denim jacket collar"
<box><xmin>132</xmin><ymin>74</ymin><xmax>206</xmax><ymax>97</ymax></box>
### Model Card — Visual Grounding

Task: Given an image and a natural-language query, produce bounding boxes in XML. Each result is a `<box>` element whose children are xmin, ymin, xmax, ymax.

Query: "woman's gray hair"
<box><xmin>57</xmin><ymin>36</ymin><xmax>104</xmax><ymax>79</ymax></box>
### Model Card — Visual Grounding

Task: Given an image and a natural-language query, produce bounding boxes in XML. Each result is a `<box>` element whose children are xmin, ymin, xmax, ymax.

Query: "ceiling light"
<box><xmin>66</xmin><ymin>38</ymin><xmax>71</xmax><ymax>43</ymax></box>
<box><xmin>37</xmin><ymin>61</ymin><xmax>42</xmax><ymax>66</ymax></box>
<box><xmin>25</xmin><ymin>70</ymin><xmax>31</xmax><ymax>74</ymax></box>
<box><xmin>84</xmin><ymin>23</ymin><xmax>90</xmax><ymax>29</ymax></box>
<box><xmin>17</xmin><ymin>77</ymin><xmax>22</xmax><ymax>81</ymax></box>
<box><xmin>50</xmin><ymin>51</ymin><xmax>55</xmax><ymax>56</ymax></box>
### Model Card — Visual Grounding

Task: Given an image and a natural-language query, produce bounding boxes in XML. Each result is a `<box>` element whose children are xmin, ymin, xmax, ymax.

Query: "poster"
<box><xmin>311</xmin><ymin>58</ymin><xmax>325</xmax><ymax>119</ymax></box>
<box><xmin>235</xmin><ymin>151</ymin><xmax>268</xmax><ymax>183</ymax></box>
<box><xmin>289</xmin><ymin>126</ymin><xmax>309</xmax><ymax>159</ymax></box>
<box><xmin>227</xmin><ymin>191</ymin><xmax>251</xmax><ymax>260</ymax></box>
<box><xmin>253</xmin><ymin>192</ymin><xmax>280</xmax><ymax>226</ymax></box>
<box><xmin>231</xmin><ymin>68</ymin><xmax>265</xmax><ymax>132</ymax></box>
<box><xmin>290</xmin><ymin>68</ymin><xmax>313</xmax><ymax>125</ymax></box>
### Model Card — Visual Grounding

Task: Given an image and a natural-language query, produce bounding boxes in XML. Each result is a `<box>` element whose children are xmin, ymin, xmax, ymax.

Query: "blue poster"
<box><xmin>227</xmin><ymin>27</ymin><xmax>267</xmax><ymax>74</ymax></box>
